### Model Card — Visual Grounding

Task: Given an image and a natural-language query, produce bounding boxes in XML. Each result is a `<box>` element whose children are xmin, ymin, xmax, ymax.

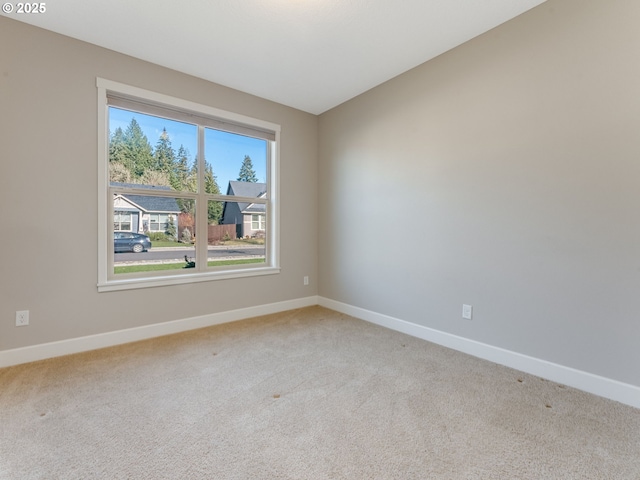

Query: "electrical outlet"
<box><xmin>303</xmin><ymin>276</ymin><xmax>309</xmax><ymax>286</ymax></box>
<box><xmin>16</xmin><ymin>310</ymin><xmax>29</xmax><ymax>327</ymax></box>
<box><xmin>462</xmin><ymin>304</ymin><xmax>472</xmax><ymax>320</ymax></box>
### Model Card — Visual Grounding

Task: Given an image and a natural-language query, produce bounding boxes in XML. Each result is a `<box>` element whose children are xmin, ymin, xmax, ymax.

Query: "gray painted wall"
<box><xmin>0</xmin><ymin>17</ymin><xmax>318</xmax><ymax>350</ymax></box>
<box><xmin>318</xmin><ymin>0</ymin><xmax>640</xmax><ymax>387</ymax></box>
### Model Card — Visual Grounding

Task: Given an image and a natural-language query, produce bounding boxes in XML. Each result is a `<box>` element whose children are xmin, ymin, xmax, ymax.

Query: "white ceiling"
<box><xmin>4</xmin><ymin>0</ymin><xmax>546</xmax><ymax>114</ymax></box>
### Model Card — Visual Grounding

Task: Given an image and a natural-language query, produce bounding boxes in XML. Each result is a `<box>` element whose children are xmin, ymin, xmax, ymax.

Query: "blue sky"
<box><xmin>109</xmin><ymin>107</ymin><xmax>267</xmax><ymax>191</ymax></box>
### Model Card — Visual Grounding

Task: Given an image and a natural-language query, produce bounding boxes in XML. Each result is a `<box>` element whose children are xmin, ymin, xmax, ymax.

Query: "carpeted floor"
<box><xmin>1</xmin><ymin>306</ymin><xmax>639</xmax><ymax>479</ymax></box>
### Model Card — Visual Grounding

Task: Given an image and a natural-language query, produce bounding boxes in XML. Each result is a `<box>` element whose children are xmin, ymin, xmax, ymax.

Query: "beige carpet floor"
<box><xmin>1</xmin><ymin>306</ymin><xmax>639</xmax><ymax>479</ymax></box>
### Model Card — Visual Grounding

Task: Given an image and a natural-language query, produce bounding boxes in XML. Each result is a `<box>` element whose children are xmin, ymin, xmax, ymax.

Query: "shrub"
<box><xmin>165</xmin><ymin>215</ymin><xmax>177</xmax><ymax>239</ymax></box>
<box><xmin>147</xmin><ymin>232</ymin><xmax>168</xmax><ymax>242</ymax></box>
<box><xmin>181</xmin><ymin>228</ymin><xmax>192</xmax><ymax>244</ymax></box>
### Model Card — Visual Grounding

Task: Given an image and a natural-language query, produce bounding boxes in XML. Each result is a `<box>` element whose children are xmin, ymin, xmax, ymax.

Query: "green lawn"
<box><xmin>115</xmin><ymin>258</ymin><xmax>264</xmax><ymax>274</ymax></box>
<box><xmin>151</xmin><ymin>240</ymin><xmax>185</xmax><ymax>248</ymax></box>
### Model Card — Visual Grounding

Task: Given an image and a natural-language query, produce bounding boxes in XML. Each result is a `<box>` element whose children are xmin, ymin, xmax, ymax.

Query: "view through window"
<box><xmin>98</xmin><ymin>80</ymin><xmax>279</xmax><ymax>290</ymax></box>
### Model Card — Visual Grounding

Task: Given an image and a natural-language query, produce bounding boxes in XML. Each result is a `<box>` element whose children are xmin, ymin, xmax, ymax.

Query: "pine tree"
<box><xmin>123</xmin><ymin>118</ymin><xmax>154</xmax><ymax>179</ymax></box>
<box><xmin>109</xmin><ymin>127</ymin><xmax>128</xmax><ymax>163</ymax></box>
<box><xmin>108</xmin><ymin>127</ymin><xmax>130</xmax><ymax>182</ymax></box>
<box><xmin>175</xmin><ymin>157</ymin><xmax>198</xmax><ymax>215</ymax></box>
<box><xmin>186</xmin><ymin>157</ymin><xmax>199</xmax><ymax>193</ymax></box>
<box><xmin>171</xmin><ymin>145</ymin><xmax>191</xmax><ymax>192</ymax></box>
<box><xmin>205</xmin><ymin>163</ymin><xmax>222</xmax><ymax>224</ymax></box>
<box><xmin>153</xmin><ymin>128</ymin><xmax>176</xmax><ymax>174</ymax></box>
<box><xmin>237</xmin><ymin>155</ymin><xmax>258</xmax><ymax>182</ymax></box>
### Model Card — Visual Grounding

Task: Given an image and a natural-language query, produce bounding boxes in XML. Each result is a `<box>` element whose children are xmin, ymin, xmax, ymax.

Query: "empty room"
<box><xmin>1</xmin><ymin>0</ymin><xmax>639</xmax><ymax>478</ymax></box>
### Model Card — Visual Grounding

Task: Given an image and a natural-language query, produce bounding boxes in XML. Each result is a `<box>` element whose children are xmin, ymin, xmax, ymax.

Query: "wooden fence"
<box><xmin>178</xmin><ymin>222</ymin><xmax>237</xmax><ymax>244</ymax></box>
<box><xmin>207</xmin><ymin>224</ymin><xmax>237</xmax><ymax>243</ymax></box>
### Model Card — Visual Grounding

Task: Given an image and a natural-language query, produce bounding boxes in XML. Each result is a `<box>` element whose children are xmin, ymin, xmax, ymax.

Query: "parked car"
<box><xmin>114</xmin><ymin>232</ymin><xmax>152</xmax><ymax>253</ymax></box>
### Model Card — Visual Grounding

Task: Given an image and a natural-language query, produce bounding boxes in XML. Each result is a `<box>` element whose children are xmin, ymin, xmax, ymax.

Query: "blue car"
<box><xmin>114</xmin><ymin>232</ymin><xmax>152</xmax><ymax>253</ymax></box>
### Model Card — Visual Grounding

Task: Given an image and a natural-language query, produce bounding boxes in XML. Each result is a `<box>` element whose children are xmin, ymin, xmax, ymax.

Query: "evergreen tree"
<box><xmin>123</xmin><ymin>118</ymin><xmax>154</xmax><ymax>178</ymax></box>
<box><xmin>109</xmin><ymin>127</ymin><xmax>128</xmax><ymax>164</ymax></box>
<box><xmin>237</xmin><ymin>155</ymin><xmax>258</xmax><ymax>182</ymax></box>
<box><xmin>204</xmin><ymin>163</ymin><xmax>220</xmax><ymax>195</ymax></box>
<box><xmin>205</xmin><ymin>163</ymin><xmax>222</xmax><ymax>224</ymax></box>
<box><xmin>108</xmin><ymin>127</ymin><xmax>131</xmax><ymax>183</ymax></box>
<box><xmin>165</xmin><ymin>214</ymin><xmax>177</xmax><ymax>239</ymax></box>
<box><xmin>186</xmin><ymin>157</ymin><xmax>199</xmax><ymax>193</ymax></box>
<box><xmin>171</xmin><ymin>145</ymin><xmax>191</xmax><ymax>192</ymax></box>
<box><xmin>153</xmin><ymin>128</ymin><xmax>176</xmax><ymax>174</ymax></box>
<box><xmin>175</xmin><ymin>157</ymin><xmax>198</xmax><ymax>215</ymax></box>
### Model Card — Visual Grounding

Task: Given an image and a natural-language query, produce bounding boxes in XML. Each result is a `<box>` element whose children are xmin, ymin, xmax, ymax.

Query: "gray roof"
<box><xmin>226</xmin><ymin>181</ymin><xmax>266</xmax><ymax>213</ymax></box>
<box><xmin>121</xmin><ymin>194</ymin><xmax>180</xmax><ymax>213</ymax></box>
<box><xmin>112</xmin><ymin>182</ymin><xmax>180</xmax><ymax>213</ymax></box>
<box><xmin>226</xmin><ymin>181</ymin><xmax>266</xmax><ymax>197</ymax></box>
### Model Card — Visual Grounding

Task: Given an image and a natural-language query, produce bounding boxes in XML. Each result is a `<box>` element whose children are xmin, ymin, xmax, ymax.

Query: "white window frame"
<box><xmin>251</xmin><ymin>214</ymin><xmax>266</xmax><ymax>231</ymax></box>
<box><xmin>97</xmin><ymin>78</ymin><xmax>280</xmax><ymax>292</ymax></box>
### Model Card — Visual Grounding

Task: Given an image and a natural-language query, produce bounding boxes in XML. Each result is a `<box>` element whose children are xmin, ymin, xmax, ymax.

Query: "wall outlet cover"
<box><xmin>16</xmin><ymin>310</ymin><xmax>29</xmax><ymax>326</ymax></box>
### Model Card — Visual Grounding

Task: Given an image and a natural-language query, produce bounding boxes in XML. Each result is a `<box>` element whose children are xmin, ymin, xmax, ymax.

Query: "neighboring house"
<box><xmin>221</xmin><ymin>181</ymin><xmax>267</xmax><ymax>238</ymax></box>
<box><xmin>112</xmin><ymin>183</ymin><xmax>180</xmax><ymax>235</ymax></box>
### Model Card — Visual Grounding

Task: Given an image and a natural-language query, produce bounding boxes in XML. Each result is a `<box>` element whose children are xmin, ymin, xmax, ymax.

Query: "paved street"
<box><xmin>115</xmin><ymin>245</ymin><xmax>264</xmax><ymax>264</ymax></box>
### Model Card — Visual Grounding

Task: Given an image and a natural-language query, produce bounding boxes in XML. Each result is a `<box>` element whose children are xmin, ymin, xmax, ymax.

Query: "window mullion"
<box><xmin>110</xmin><ymin>187</ymin><xmax>198</xmax><ymax>200</ymax></box>
<box><xmin>195</xmin><ymin>125</ymin><xmax>208</xmax><ymax>271</ymax></box>
<box><xmin>212</xmin><ymin>195</ymin><xmax>268</xmax><ymax>204</ymax></box>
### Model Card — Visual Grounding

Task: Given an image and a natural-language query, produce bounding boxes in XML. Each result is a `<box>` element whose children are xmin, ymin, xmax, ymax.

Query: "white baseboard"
<box><xmin>3</xmin><ymin>294</ymin><xmax>638</xmax><ymax>410</ymax></box>
<box><xmin>318</xmin><ymin>297</ymin><xmax>640</xmax><ymax>410</ymax></box>
<box><xmin>0</xmin><ymin>296</ymin><xmax>319</xmax><ymax>369</ymax></box>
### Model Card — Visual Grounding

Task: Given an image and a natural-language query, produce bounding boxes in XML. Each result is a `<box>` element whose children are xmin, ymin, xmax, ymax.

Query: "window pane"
<box><xmin>209</xmin><ymin>200</ymin><xmax>265</xmax><ymax>267</ymax></box>
<box><xmin>204</xmin><ymin>128</ymin><xmax>268</xmax><ymax>197</ymax></box>
<box><xmin>108</xmin><ymin>107</ymin><xmax>198</xmax><ymax>192</ymax></box>
<box><xmin>113</xmin><ymin>196</ymin><xmax>197</xmax><ymax>275</ymax></box>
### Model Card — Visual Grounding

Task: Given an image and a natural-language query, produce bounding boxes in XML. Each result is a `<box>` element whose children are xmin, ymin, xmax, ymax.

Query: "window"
<box><xmin>114</xmin><ymin>211</ymin><xmax>132</xmax><ymax>231</ymax></box>
<box><xmin>148</xmin><ymin>214</ymin><xmax>171</xmax><ymax>232</ymax></box>
<box><xmin>251</xmin><ymin>214</ymin><xmax>266</xmax><ymax>231</ymax></box>
<box><xmin>97</xmin><ymin>79</ymin><xmax>280</xmax><ymax>291</ymax></box>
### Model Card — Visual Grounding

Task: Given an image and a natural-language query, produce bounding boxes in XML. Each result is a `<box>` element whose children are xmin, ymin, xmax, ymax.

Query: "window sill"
<box><xmin>98</xmin><ymin>266</ymin><xmax>280</xmax><ymax>292</ymax></box>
